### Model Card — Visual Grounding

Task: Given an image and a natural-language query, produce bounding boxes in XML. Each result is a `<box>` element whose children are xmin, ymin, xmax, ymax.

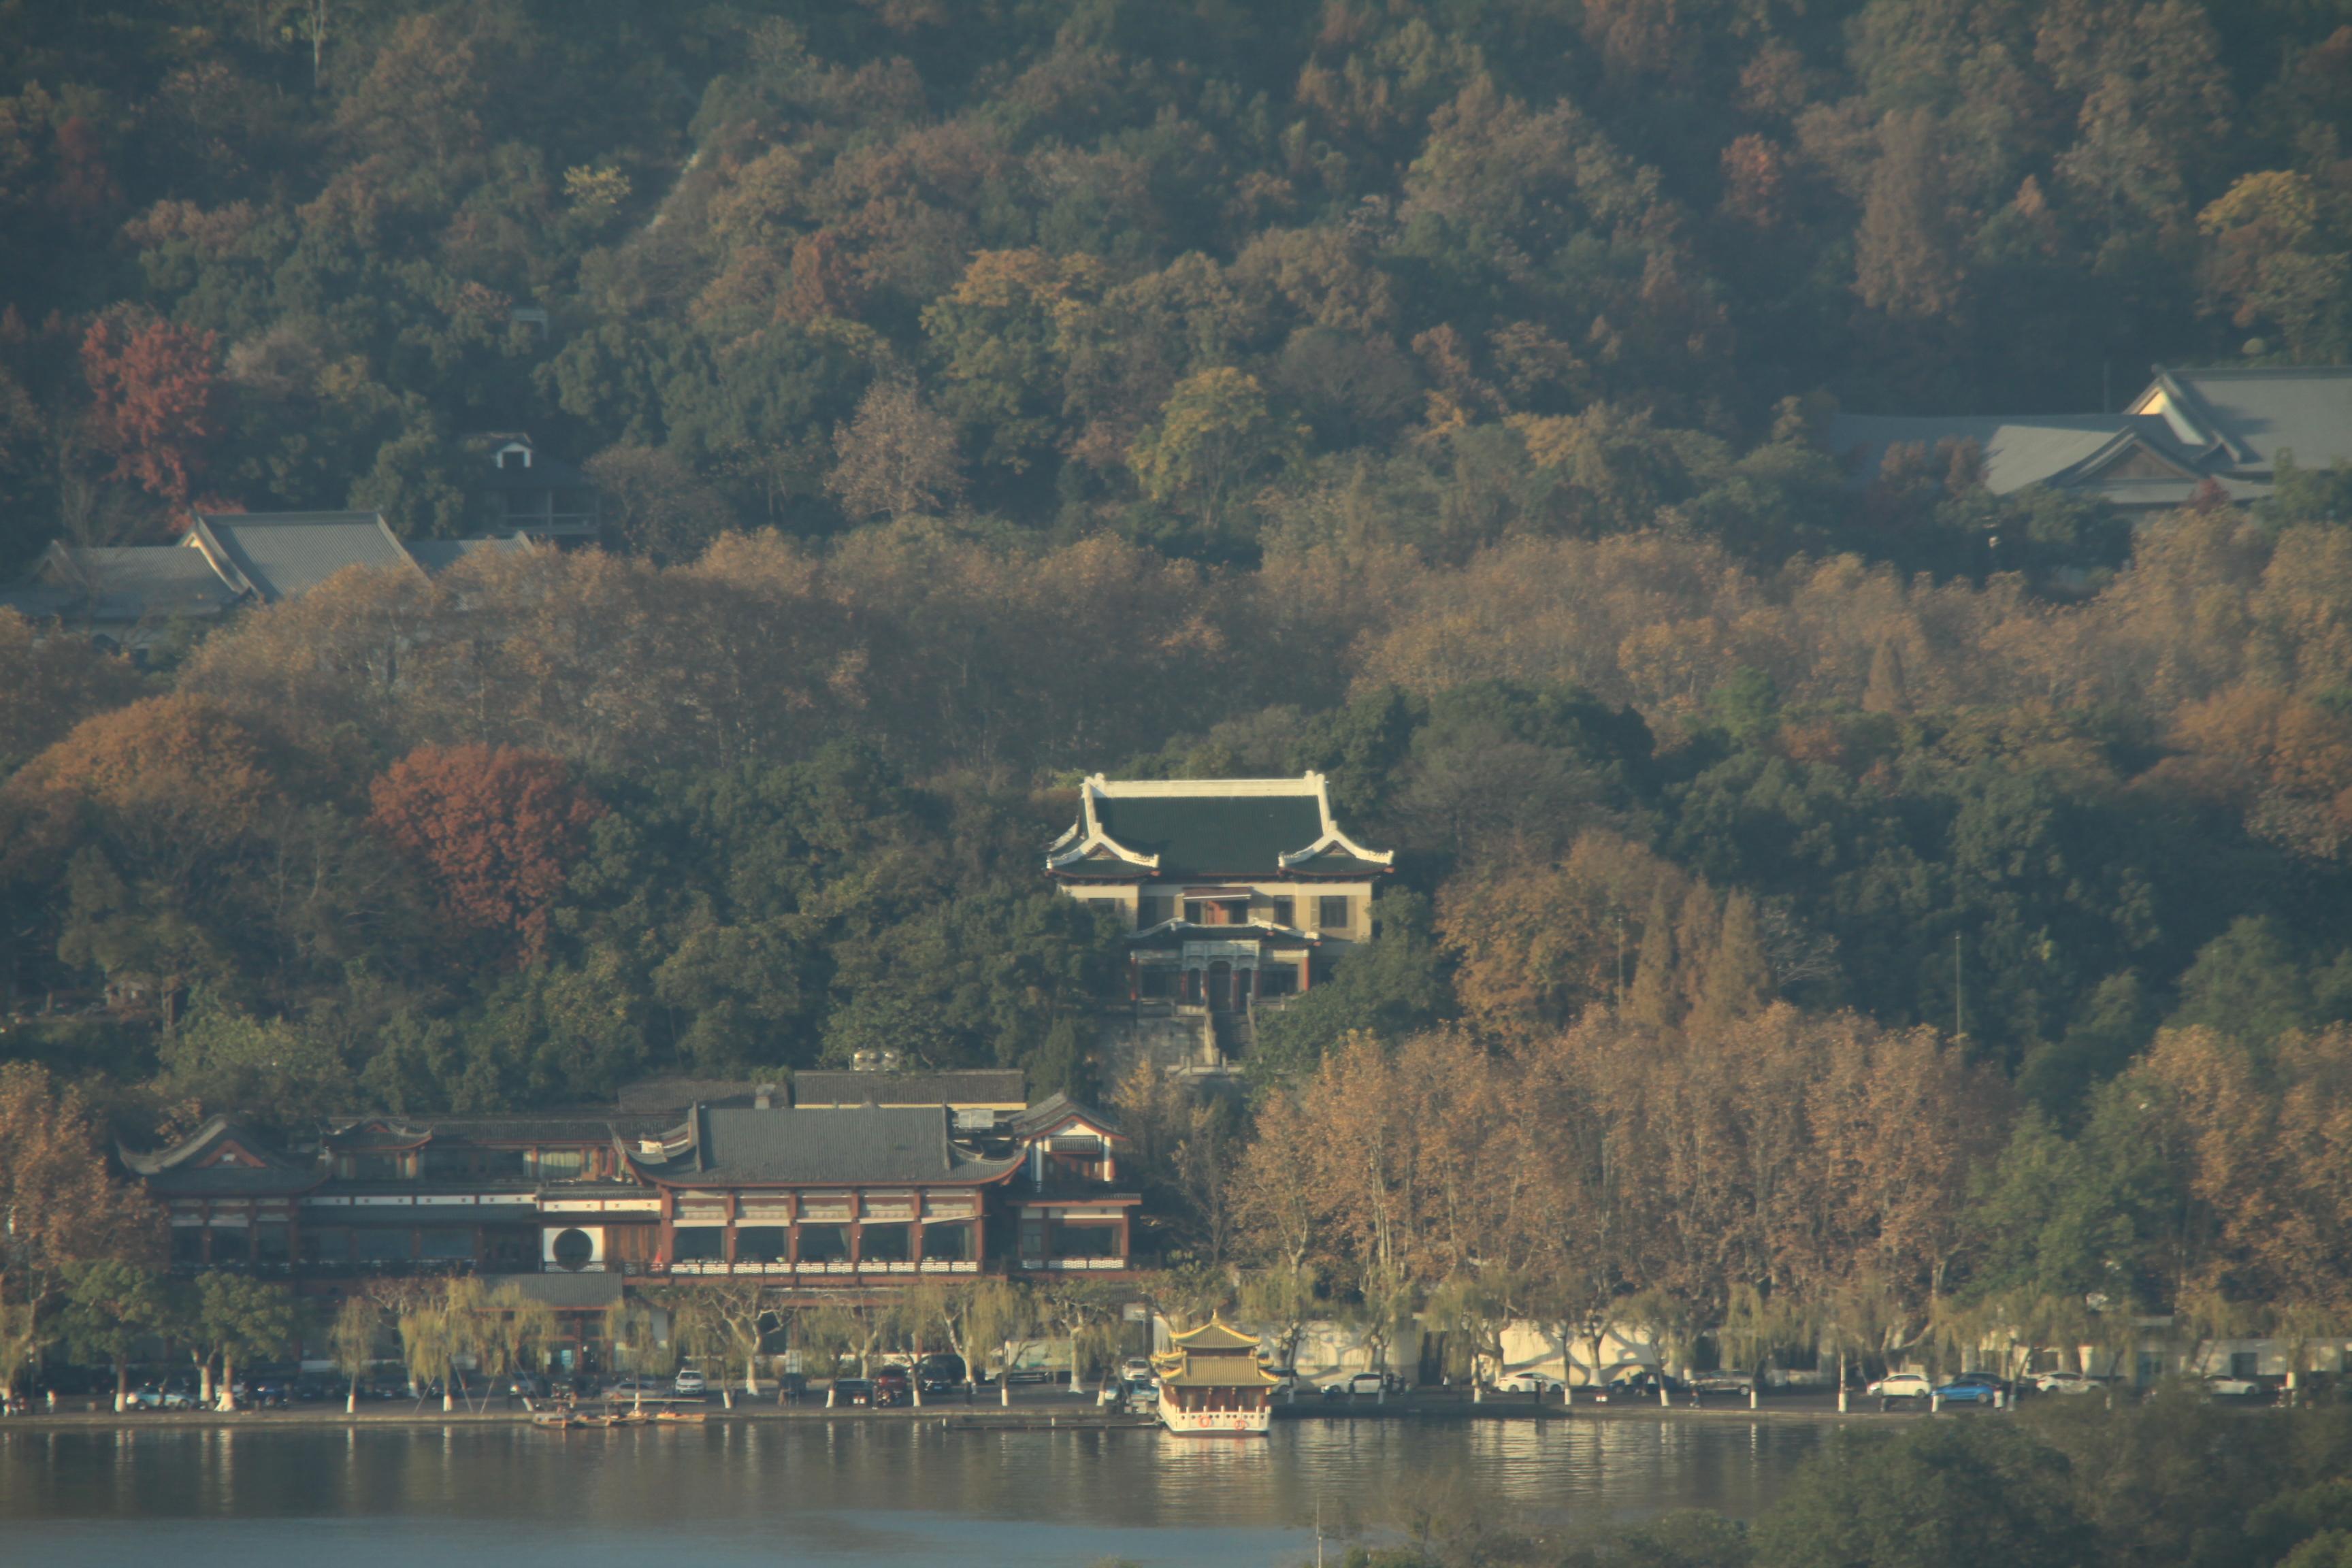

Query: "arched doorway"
<box><xmin>1207</xmin><ymin>960</ymin><xmax>1233</xmax><ymax>1013</ymax></box>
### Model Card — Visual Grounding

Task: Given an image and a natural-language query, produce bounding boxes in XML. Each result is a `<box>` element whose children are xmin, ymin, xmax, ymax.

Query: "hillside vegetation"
<box><xmin>10</xmin><ymin>1</ymin><xmax>2352</xmax><ymax>1330</ymax></box>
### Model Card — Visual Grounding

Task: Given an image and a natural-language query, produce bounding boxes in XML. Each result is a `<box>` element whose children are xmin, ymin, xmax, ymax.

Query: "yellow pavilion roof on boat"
<box><xmin>1152</xmin><ymin>1316</ymin><xmax>1277</xmax><ymax>1388</ymax></box>
<box><xmin>1167</xmin><ymin>1318</ymin><xmax>1260</xmax><ymax>1352</ymax></box>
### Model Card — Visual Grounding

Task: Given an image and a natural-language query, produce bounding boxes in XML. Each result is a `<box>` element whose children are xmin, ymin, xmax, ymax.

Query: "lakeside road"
<box><xmin>0</xmin><ymin>1387</ymin><xmax>2007</xmax><ymax>1431</ymax></box>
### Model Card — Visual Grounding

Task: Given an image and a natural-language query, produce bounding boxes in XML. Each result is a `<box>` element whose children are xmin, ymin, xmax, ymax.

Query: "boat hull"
<box><xmin>1158</xmin><ymin>1403</ymin><xmax>1271</xmax><ymax>1436</ymax></box>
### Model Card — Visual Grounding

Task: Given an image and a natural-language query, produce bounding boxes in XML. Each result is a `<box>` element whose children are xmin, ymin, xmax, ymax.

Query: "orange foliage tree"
<box><xmin>367</xmin><ymin>745</ymin><xmax>602</xmax><ymax>963</ymax></box>
<box><xmin>80</xmin><ymin>310</ymin><xmax>223</xmax><ymax>512</ymax></box>
<box><xmin>0</xmin><ymin>1062</ymin><xmax>165</xmax><ymax>1399</ymax></box>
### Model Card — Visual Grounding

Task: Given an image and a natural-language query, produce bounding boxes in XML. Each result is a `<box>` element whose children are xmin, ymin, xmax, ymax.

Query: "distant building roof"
<box><xmin>1829</xmin><ymin>365</ymin><xmax>2352</xmax><ymax>514</ymax></box>
<box><xmin>791</xmin><ymin>1071</ymin><xmax>1028</xmax><ymax>1110</ymax></box>
<box><xmin>408</xmin><ymin>535</ymin><xmax>532</xmax><ymax>572</ymax></box>
<box><xmin>630</xmin><ymin>1105</ymin><xmax>1025</xmax><ymax>1188</ymax></box>
<box><xmin>2130</xmin><ymin>366</ymin><xmax>2352</xmax><ymax>476</ymax></box>
<box><xmin>185</xmin><ymin>511</ymin><xmax>419</xmax><ymax>602</ymax></box>
<box><xmin>1823</xmin><ymin>413</ymin><xmax>2206</xmax><ymax>497</ymax></box>
<box><xmin>1047</xmin><ymin>774</ymin><xmax>1393</xmax><ymax>883</ymax></box>
<box><xmin>118</xmin><ymin>1115</ymin><xmax>324</xmax><ymax>1197</ymax></box>
<box><xmin>504</xmin><ymin>1273</ymin><xmax>625</xmax><ymax>1309</ymax></box>
<box><xmin>0</xmin><ymin>543</ymin><xmax>244</xmax><ymax>632</ymax></box>
<box><xmin>1008</xmin><ymin>1092</ymin><xmax>1124</xmax><ymax>1141</ymax></box>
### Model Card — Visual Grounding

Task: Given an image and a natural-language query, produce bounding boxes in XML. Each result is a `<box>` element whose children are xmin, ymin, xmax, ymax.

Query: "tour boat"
<box><xmin>1152</xmin><ymin>1318</ymin><xmax>1275</xmax><ymax>1436</ymax></box>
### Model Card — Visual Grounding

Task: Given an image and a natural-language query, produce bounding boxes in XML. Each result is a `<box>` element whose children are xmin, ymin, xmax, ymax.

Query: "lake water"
<box><xmin>0</xmin><ymin>1417</ymin><xmax>1828</xmax><ymax>1567</ymax></box>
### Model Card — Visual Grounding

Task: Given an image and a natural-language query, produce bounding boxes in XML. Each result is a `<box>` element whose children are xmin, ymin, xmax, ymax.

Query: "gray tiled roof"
<box><xmin>2153</xmin><ymin>367</ymin><xmax>2352</xmax><ymax>473</ymax></box>
<box><xmin>1092</xmin><ymin>794</ymin><xmax>1328</xmax><ymax>878</ymax></box>
<box><xmin>651</xmin><ymin>1105</ymin><xmax>1023</xmax><ymax>1186</ymax></box>
<box><xmin>791</xmin><ymin>1070</ymin><xmax>1028</xmax><ymax>1108</ymax></box>
<box><xmin>1</xmin><ymin>544</ymin><xmax>243</xmax><ymax>627</ymax></box>
<box><xmin>1823</xmin><ymin>414</ymin><xmax>2180</xmax><ymax>495</ymax></box>
<box><xmin>189</xmin><ymin>512</ymin><xmax>418</xmax><ymax>601</ymax></box>
<box><xmin>1009</xmin><ymin>1092</ymin><xmax>1123</xmax><ymax>1139</ymax></box>
<box><xmin>502</xmin><ymin>1272</ymin><xmax>625</xmax><ymax>1309</ymax></box>
<box><xmin>408</xmin><ymin>535</ymin><xmax>532</xmax><ymax>574</ymax></box>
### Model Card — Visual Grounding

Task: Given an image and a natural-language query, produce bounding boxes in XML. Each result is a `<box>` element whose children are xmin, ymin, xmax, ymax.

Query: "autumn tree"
<box><xmin>80</xmin><ymin>310</ymin><xmax>223</xmax><ymax>512</ymax></box>
<box><xmin>368</xmin><ymin>743</ymin><xmax>602</xmax><ymax>964</ymax></box>
<box><xmin>0</xmin><ymin>1063</ymin><xmax>163</xmax><ymax>1406</ymax></box>
<box><xmin>1128</xmin><ymin>368</ymin><xmax>1303</xmax><ymax>540</ymax></box>
<box><xmin>826</xmin><ymin>378</ymin><xmax>965</xmax><ymax>523</ymax></box>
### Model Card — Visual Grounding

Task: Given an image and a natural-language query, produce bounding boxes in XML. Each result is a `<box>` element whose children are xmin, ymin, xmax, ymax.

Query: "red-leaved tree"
<box><xmin>81</xmin><ymin>311</ymin><xmax>223</xmax><ymax>514</ymax></box>
<box><xmin>367</xmin><ymin>745</ymin><xmax>602</xmax><ymax>964</ymax></box>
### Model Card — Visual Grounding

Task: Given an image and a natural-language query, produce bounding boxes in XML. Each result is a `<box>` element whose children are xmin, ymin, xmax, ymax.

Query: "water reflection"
<box><xmin>1</xmin><ymin>1418</ymin><xmax>1826</xmax><ymax>1568</ymax></box>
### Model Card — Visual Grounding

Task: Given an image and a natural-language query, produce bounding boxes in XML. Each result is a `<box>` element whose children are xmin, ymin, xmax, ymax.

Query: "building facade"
<box><xmin>1046</xmin><ymin>773</ymin><xmax>1394</xmax><ymax>1071</ymax></box>
<box><xmin>118</xmin><ymin>1074</ymin><xmax>1139</xmax><ymax>1297</ymax></box>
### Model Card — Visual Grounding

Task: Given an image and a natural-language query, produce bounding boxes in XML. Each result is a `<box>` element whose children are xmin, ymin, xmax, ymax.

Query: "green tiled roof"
<box><xmin>1092</xmin><ymin>794</ymin><xmax>1325</xmax><ymax>877</ymax></box>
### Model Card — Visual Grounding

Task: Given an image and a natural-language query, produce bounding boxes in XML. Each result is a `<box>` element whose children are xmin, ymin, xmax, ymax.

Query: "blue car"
<box><xmin>1931</xmin><ymin>1373</ymin><xmax>2007</xmax><ymax>1405</ymax></box>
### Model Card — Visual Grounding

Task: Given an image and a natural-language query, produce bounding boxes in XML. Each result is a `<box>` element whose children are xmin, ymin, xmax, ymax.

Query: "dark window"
<box><xmin>420</xmin><ymin>1228</ymin><xmax>474</xmax><ymax>1260</ymax></box>
<box><xmin>483</xmin><ymin>1227</ymin><xmax>536</xmax><ymax>1269</ymax></box>
<box><xmin>172</xmin><ymin>1228</ymin><xmax>206</xmax><ymax>1265</ymax></box>
<box><xmin>1271</xmin><ymin>896</ymin><xmax>1295</xmax><ymax>927</ymax></box>
<box><xmin>1258</xmin><ymin>963</ymin><xmax>1296</xmax><ymax>997</ymax></box>
<box><xmin>301</xmin><ymin>1228</ymin><xmax>351</xmax><ymax>1264</ymax></box>
<box><xmin>1138</xmin><ymin>965</ymin><xmax>1175</xmax><ymax>998</ymax></box>
<box><xmin>923</xmin><ymin>1222</ymin><xmax>973</xmax><ymax>1262</ymax></box>
<box><xmin>1139</xmin><ymin>896</ymin><xmax>1171</xmax><ymax>926</ymax></box>
<box><xmin>2231</xmin><ymin>1351</ymin><xmax>2260</xmax><ymax>1379</ymax></box>
<box><xmin>797</xmin><ymin>1224</ymin><xmax>849</xmax><ymax>1262</ymax></box>
<box><xmin>736</xmin><ymin>1226</ymin><xmax>786</xmax><ymax>1263</ymax></box>
<box><xmin>254</xmin><ymin>1223</ymin><xmax>291</xmax><ymax>1264</ymax></box>
<box><xmin>1049</xmin><ymin>1221</ymin><xmax>1122</xmax><ymax>1259</ymax></box>
<box><xmin>1183</xmin><ymin>900</ymin><xmax>1207</xmax><ymax>924</ymax></box>
<box><xmin>672</xmin><ymin>1228</ymin><xmax>723</xmax><ymax>1262</ymax></box>
<box><xmin>1318</xmin><ymin>896</ymin><xmax>1352</xmax><ymax>931</ymax></box>
<box><xmin>860</xmin><ymin>1223</ymin><xmax>911</xmax><ymax>1263</ymax></box>
<box><xmin>552</xmin><ymin>1228</ymin><xmax>596</xmax><ymax>1269</ymax></box>
<box><xmin>354</xmin><ymin>1229</ymin><xmax>411</xmax><ymax>1262</ymax></box>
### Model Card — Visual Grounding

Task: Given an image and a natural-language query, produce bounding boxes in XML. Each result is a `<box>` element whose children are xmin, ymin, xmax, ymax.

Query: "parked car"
<box><xmin>872</xmin><ymin>1369</ymin><xmax>912</xmax><ymax>1407</ymax></box>
<box><xmin>915</xmin><ymin>1354</ymin><xmax>966</xmax><ymax>1394</ymax></box>
<box><xmin>1931</xmin><ymin>1373</ymin><xmax>2008</xmax><ymax>1405</ymax></box>
<box><xmin>1594</xmin><ymin>1370</ymin><xmax>1684</xmax><ymax>1404</ymax></box>
<box><xmin>1121</xmin><ymin>1356</ymin><xmax>1156</xmax><ymax>1382</ymax></box>
<box><xmin>1329</xmin><ymin>1370</ymin><xmax>1404</xmax><ymax>1396</ymax></box>
<box><xmin>1125</xmin><ymin>1377</ymin><xmax>1160</xmax><ymax>1407</ymax></box>
<box><xmin>131</xmin><ymin>1383</ymin><xmax>196</xmax><ymax>1411</ymax></box>
<box><xmin>2029</xmin><ymin>1371</ymin><xmax>2101</xmax><ymax>1396</ymax></box>
<box><xmin>1865</xmin><ymin>1372</ymin><xmax>1934</xmax><ymax>1401</ymax></box>
<box><xmin>2207</xmin><ymin>1374</ymin><xmax>2266</xmax><ymax>1399</ymax></box>
<box><xmin>1004</xmin><ymin>1367</ymin><xmax>1055</xmax><ymax>1385</ymax></box>
<box><xmin>672</xmin><ymin>1368</ymin><xmax>707</xmax><ymax>1395</ymax></box>
<box><xmin>606</xmin><ymin>1377</ymin><xmax>666</xmax><ymax>1401</ymax></box>
<box><xmin>505</xmin><ymin>1373</ymin><xmax>551</xmax><ymax>1400</ymax></box>
<box><xmin>833</xmin><ymin>1377</ymin><xmax>876</xmax><ymax>1407</ymax></box>
<box><xmin>1264</xmin><ymin>1367</ymin><xmax>1305</xmax><ymax>1397</ymax></box>
<box><xmin>1493</xmin><ymin>1371</ymin><xmax>1565</xmax><ymax>1395</ymax></box>
<box><xmin>1688</xmin><ymin>1373</ymin><xmax>1756</xmax><ymax>1396</ymax></box>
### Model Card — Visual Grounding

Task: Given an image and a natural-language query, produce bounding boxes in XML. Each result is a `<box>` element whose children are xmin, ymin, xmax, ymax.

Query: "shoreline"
<box><xmin>1</xmin><ymin>1396</ymin><xmax>1944</xmax><ymax>1432</ymax></box>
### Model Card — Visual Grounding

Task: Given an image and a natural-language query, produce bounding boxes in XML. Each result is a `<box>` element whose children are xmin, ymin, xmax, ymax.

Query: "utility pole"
<box><xmin>1954</xmin><ymin>932</ymin><xmax>1965</xmax><ymax>1041</ymax></box>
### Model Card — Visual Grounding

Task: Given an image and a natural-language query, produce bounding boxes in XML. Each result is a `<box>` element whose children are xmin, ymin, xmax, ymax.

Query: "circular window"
<box><xmin>551</xmin><ymin>1228</ymin><xmax>594</xmax><ymax>1271</ymax></box>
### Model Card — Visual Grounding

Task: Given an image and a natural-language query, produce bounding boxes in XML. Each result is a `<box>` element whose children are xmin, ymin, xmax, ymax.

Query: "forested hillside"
<box><xmin>12</xmin><ymin>1</ymin><xmax>2352</xmax><ymax>1326</ymax></box>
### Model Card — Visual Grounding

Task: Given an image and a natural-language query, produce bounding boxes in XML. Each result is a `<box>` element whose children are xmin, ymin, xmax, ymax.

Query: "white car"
<box><xmin>1335</xmin><ymin>1371</ymin><xmax>1402</xmax><ymax>1396</ymax></box>
<box><xmin>1492</xmin><ymin>1371</ymin><xmax>1564</xmax><ymax>1394</ymax></box>
<box><xmin>2207</xmin><ymin>1374</ymin><xmax>2264</xmax><ymax>1399</ymax></box>
<box><xmin>2032</xmin><ymin>1371</ymin><xmax>2102</xmax><ymax>1396</ymax></box>
<box><xmin>672</xmin><ymin>1368</ymin><xmax>707</xmax><ymax>1395</ymax></box>
<box><xmin>1865</xmin><ymin>1372</ymin><xmax>1933</xmax><ymax>1399</ymax></box>
<box><xmin>1121</xmin><ymin>1357</ymin><xmax>1156</xmax><ymax>1382</ymax></box>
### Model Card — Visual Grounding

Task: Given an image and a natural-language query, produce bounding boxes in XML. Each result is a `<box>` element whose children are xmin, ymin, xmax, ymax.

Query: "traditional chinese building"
<box><xmin>1152</xmin><ymin>1317</ymin><xmax>1277</xmax><ymax>1435</ymax></box>
<box><xmin>1047</xmin><ymin>773</ymin><xmax>1393</xmax><ymax>1071</ymax></box>
<box><xmin>116</xmin><ymin>1078</ymin><xmax>1139</xmax><ymax>1294</ymax></box>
